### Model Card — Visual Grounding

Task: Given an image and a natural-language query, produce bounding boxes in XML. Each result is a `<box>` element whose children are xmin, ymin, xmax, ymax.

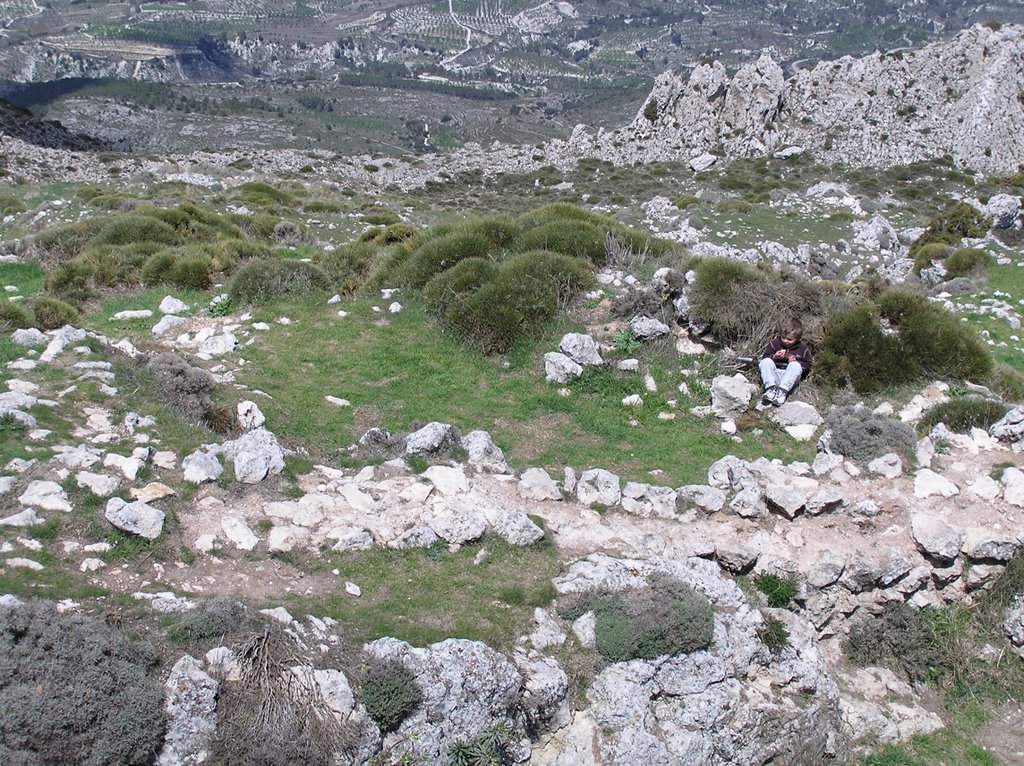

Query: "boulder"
<box><xmin>676</xmin><ymin>484</ymin><xmax>726</xmax><ymax>513</ymax></box>
<box><xmin>236</xmin><ymin>400</ymin><xmax>266</xmax><ymax>431</ymax></box>
<box><xmin>518</xmin><ymin>468</ymin><xmax>562</xmax><ymax>501</ymax></box>
<box><xmin>867</xmin><ymin>453</ymin><xmax>903</xmax><ymax>479</ymax></box>
<box><xmin>765</xmin><ymin>485</ymin><xmax>807</xmax><ymax>520</ymax></box>
<box><xmin>152</xmin><ymin>315</ymin><xmax>188</xmax><ymax>336</ymax></box>
<box><xmin>221</xmin><ymin>517</ymin><xmax>258</xmax><ymax>551</ymax></box>
<box><xmin>391</xmin><ymin>525</ymin><xmax>440</xmax><ymax>549</ymax></box>
<box><xmin>460</xmin><ymin>430</ymin><xmax>510</xmax><ymax>473</ymax></box>
<box><xmin>990</xmin><ymin>406</ymin><xmax>1024</xmax><ymax>443</ymax></box>
<box><xmin>12</xmin><ymin>328</ymin><xmax>46</xmax><ymax>346</ymax></box>
<box><xmin>406</xmin><ymin>421</ymin><xmax>459</xmax><ymax>455</ymax></box>
<box><xmin>17</xmin><ymin>480</ymin><xmax>71</xmax><ymax>512</ymax></box>
<box><xmin>0</xmin><ymin>508</ymin><xmax>44</xmax><ymax>527</ymax></box>
<box><xmin>710</xmin><ymin>374</ymin><xmax>757</xmax><ymax>418</ymax></box>
<box><xmin>544</xmin><ymin>352</ymin><xmax>583</xmax><ymax>384</ymax></box>
<box><xmin>1002</xmin><ymin>467</ymin><xmax>1024</xmax><ymax>507</ymax></box>
<box><xmin>805</xmin><ymin>490</ymin><xmax>845</xmax><ymax>516</ymax></box>
<box><xmin>559</xmin><ymin>333</ymin><xmax>603</xmax><ymax>366</ymax></box>
<box><xmin>629</xmin><ymin>315</ymin><xmax>671</xmax><ymax>340</ymax></box>
<box><xmin>689</xmin><ymin>152</ymin><xmax>718</xmax><ymax>172</ymax></box>
<box><xmin>911</xmin><ymin>514</ymin><xmax>963</xmax><ymax>565</ymax></box>
<box><xmin>806</xmin><ymin>551</ymin><xmax>846</xmax><ymax>589</ymax></box>
<box><xmin>620</xmin><ymin>482</ymin><xmax>678</xmax><ymax>519</ymax></box>
<box><xmin>961</xmin><ymin>528</ymin><xmax>1021</xmax><ymax>562</ymax></box>
<box><xmin>428</xmin><ymin>510</ymin><xmax>487</xmax><ymax>545</ymax></box>
<box><xmin>197</xmin><ymin>332</ymin><xmax>237</xmax><ymax>356</ymax></box>
<box><xmin>222</xmin><ymin>427</ymin><xmax>286</xmax><ymax>483</ymax></box>
<box><xmin>182</xmin><ymin>450</ymin><xmax>223</xmax><ymax>484</ymax></box>
<box><xmin>494</xmin><ymin>511</ymin><xmax>545</xmax><ymax>546</ymax></box>
<box><xmin>913</xmin><ymin>469</ymin><xmax>959</xmax><ymax>499</ymax></box>
<box><xmin>985</xmin><ymin>193</ymin><xmax>1021</xmax><ymax>228</ymax></box>
<box><xmin>576</xmin><ymin>468</ymin><xmax>621</xmax><ymax>507</ymax></box>
<box><xmin>105</xmin><ymin>498</ymin><xmax>165</xmax><ymax>539</ymax></box>
<box><xmin>422</xmin><ymin>465</ymin><xmax>469</xmax><ymax>496</ymax></box>
<box><xmin>156</xmin><ymin>655</ymin><xmax>218</xmax><ymax>766</ymax></box>
<box><xmin>159</xmin><ymin>296</ymin><xmax>190</xmax><ymax>314</ymax></box>
<box><xmin>729</xmin><ymin>486</ymin><xmax>766</xmax><ymax>518</ymax></box>
<box><xmin>715</xmin><ymin>545</ymin><xmax>758</xmax><ymax>574</ymax></box>
<box><xmin>75</xmin><ymin>471</ymin><xmax>121</xmax><ymax>497</ymax></box>
<box><xmin>770</xmin><ymin>401</ymin><xmax>823</xmax><ymax>427</ymax></box>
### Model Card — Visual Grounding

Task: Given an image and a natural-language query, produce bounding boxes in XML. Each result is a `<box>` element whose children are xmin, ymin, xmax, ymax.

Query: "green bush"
<box><xmin>360</xmin><ymin>209</ymin><xmax>401</xmax><ymax>226</ymax></box>
<box><xmin>31</xmin><ymin>222</ymin><xmax>98</xmax><ymax>265</ymax></box>
<box><xmin>168</xmin><ymin>598</ymin><xmax>255</xmax><ymax>644</ymax></box>
<box><xmin>229</xmin><ymin>258</ymin><xmax>330</xmax><ymax>305</ymax></box>
<box><xmin>168</xmin><ymin>254</ymin><xmax>212</xmax><ymax>291</ymax></box>
<box><xmin>516</xmin><ymin>220</ymin><xmax>606</xmax><ymax>264</ymax></box>
<box><xmin>91</xmin><ymin>214</ymin><xmax>178</xmax><ymax>247</ymax></box>
<box><xmin>754</xmin><ymin>574</ymin><xmax>798</xmax><ymax>609</ymax></box>
<box><xmin>0</xmin><ymin>600</ymin><xmax>165</xmax><ymax>766</ymax></box>
<box><xmin>459</xmin><ymin>215</ymin><xmax>520</xmax><ymax>249</ymax></box>
<box><xmin>686</xmin><ymin>257</ymin><xmax>769</xmax><ymax>342</ymax></box>
<box><xmin>0</xmin><ymin>300</ymin><xmax>33</xmax><ymax>330</ymax></box>
<box><xmin>877</xmin><ymin>288</ymin><xmax>993</xmax><ymax>381</ymax></box>
<box><xmin>827</xmin><ymin>407</ymin><xmax>918</xmax><ymax>463</ymax></box>
<box><xmin>141</xmin><ymin>251</ymin><xmax>176</xmax><ymax>286</ymax></box>
<box><xmin>319</xmin><ymin>242</ymin><xmax>378</xmax><ymax>295</ymax></box>
<box><xmin>359</xmin><ymin>659</ymin><xmax>422</xmax><ymax>733</ymax></box>
<box><xmin>423</xmin><ymin>257</ymin><xmax>500</xmax><ymax>317</ymax></box>
<box><xmin>28</xmin><ymin>296</ymin><xmax>79</xmax><ymax>330</ymax></box>
<box><xmin>236</xmin><ymin>182</ymin><xmax>296</xmax><ymax>209</ymax></box>
<box><xmin>448</xmin><ymin>724</ymin><xmax>511</xmax><ymax>766</ymax></box>
<box><xmin>909</xmin><ymin>203</ymin><xmax>991</xmax><ymax>257</ymax></box>
<box><xmin>989</xmin><ymin>363</ymin><xmax>1024</xmax><ymax>403</ymax></box>
<box><xmin>814</xmin><ymin>304</ymin><xmax>918</xmax><ymax>392</ymax></box>
<box><xmin>643</xmin><ymin>98</ymin><xmax>658</xmax><ymax>122</ymax></box>
<box><xmin>359</xmin><ymin>223</ymin><xmax>417</xmax><ymax>245</ymax></box>
<box><xmin>673</xmin><ymin>195</ymin><xmax>700</xmax><ymax>209</ymax></box>
<box><xmin>446</xmin><ymin>250</ymin><xmax>593</xmax><ymax>354</ymax></box>
<box><xmin>911</xmin><ymin>242</ymin><xmax>949</xmax><ymax>275</ymax></box>
<box><xmin>943</xmin><ymin>247</ymin><xmax>991</xmax><ymax>279</ymax></box>
<box><xmin>44</xmin><ymin>260</ymin><xmax>94</xmax><ymax>302</ymax></box>
<box><xmin>560</xmin><ymin>572</ymin><xmax>714</xmax><ymax>663</ymax></box>
<box><xmin>917</xmin><ymin>398</ymin><xmax>1010</xmax><ymax>434</ymax></box>
<box><xmin>398</xmin><ymin>231</ymin><xmax>493</xmax><ymax>287</ymax></box>
<box><xmin>758</xmin><ymin>616</ymin><xmax>790</xmax><ymax>653</ymax></box>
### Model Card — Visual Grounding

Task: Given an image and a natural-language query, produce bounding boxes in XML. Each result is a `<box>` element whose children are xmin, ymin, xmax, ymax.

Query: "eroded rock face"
<box><xmin>537</xmin><ymin>553</ymin><xmax>846</xmax><ymax>766</ymax></box>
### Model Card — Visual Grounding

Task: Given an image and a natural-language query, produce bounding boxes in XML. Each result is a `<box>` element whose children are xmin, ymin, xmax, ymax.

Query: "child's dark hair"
<box><xmin>780</xmin><ymin>317</ymin><xmax>803</xmax><ymax>338</ymax></box>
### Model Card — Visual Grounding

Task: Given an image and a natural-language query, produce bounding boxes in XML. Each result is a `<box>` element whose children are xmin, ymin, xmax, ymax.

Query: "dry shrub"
<box><xmin>826</xmin><ymin>407</ymin><xmax>917</xmax><ymax>463</ymax></box>
<box><xmin>146</xmin><ymin>353</ymin><xmax>232</xmax><ymax>432</ymax></box>
<box><xmin>210</xmin><ymin>629</ymin><xmax>363</xmax><ymax>766</ymax></box>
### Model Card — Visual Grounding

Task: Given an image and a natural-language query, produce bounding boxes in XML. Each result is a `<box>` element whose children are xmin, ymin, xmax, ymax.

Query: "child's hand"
<box><xmin>774</xmin><ymin>349</ymin><xmax>786</xmax><ymax>360</ymax></box>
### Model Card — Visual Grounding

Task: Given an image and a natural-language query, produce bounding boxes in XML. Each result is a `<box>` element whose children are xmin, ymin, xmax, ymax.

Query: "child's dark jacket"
<box><xmin>761</xmin><ymin>337</ymin><xmax>813</xmax><ymax>376</ymax></box>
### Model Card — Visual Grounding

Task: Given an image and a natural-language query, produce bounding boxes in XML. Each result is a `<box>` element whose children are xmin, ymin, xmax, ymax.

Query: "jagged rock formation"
<box><xmin>574</xmin><ymin>23</ymin><xmax>1024</xmax><ymax>174</ymax></box>
<box><xmin>0</xmin><ymin>99</ymin><xmax>107</xmax><ymax>151</ymax></box>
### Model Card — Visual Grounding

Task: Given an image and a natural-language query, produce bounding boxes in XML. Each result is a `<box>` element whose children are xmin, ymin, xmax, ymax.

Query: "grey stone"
<box><xmin>559</xmin><ymin>333</ymin><xmax>603</xmax><ymax>366</ymax></box>
<box><xmin>911</xmin><ymin>514</ymin><xmax>964</xmax><ymax>565</ymax></box>
<box><xmin>236</xmin><ymin>400</ymin><xmax>266</xmax><ymax>431</ymax></box>
<box><xmin>710</xmin><ymin>374</ymin><xmax>757</xmax><ymax>418</ymax></box>
<box><xmin>152</xmin><ymin>315</ymin><xmax>188</xmax><ymax>336</ymax></box>
<box><xmin>985</xmin><ymin>193</ymin><xmax>1021</xmax><ymax>228</ymax></box>
<box><xmin>197</xmin><ymin>332</ymin><xmax>237</xmax><ymax>356</ymax></box>
<box><xmin>159</xmin><ymin>296</ymin><xmax>190</xmax><ymax>314</ymax></box>
<box><xmin>391</xmin><ymin>525</ymin><xmax>440</xmax><ymax>549</ymax></box>
<box><xmin>75</xmin><ymin>471</ymin><xmax>121</xmax><ymax>497</ymax></box>
<box><xmin>805</xmin><ymin>489</ymin><xmax>845</xmax><ymax>516</ymax></box>
<box><xmin>0</xmin><ymin>508</ymin><xmax>44</xmax><ymax>527</ymax></box>
<box><xmin>182</xmin><ymin>450</ymin><xmax>223</xmax><ymax>484</ymax></box>
<box><xmin>156</xmin><ymin>655</ymin><xmax>218</xmax><ymax>766</ymax></box>
<box><xmin>961</xmin><ymin>528</ymin><xmax>1021</xmax><ymax>562</ymax></box>
<box><xmin>105</xmin><ymin>497</ymin><xmax>165</xmax><ymax>539</ymax></box>
<box><xmin>576</xmin><ymin>468</ymin><xmax>621</xmax><ymax>507</ymax></box>
<box><xmin>629</xmin><ymin>315</ymin><xmax>671</xmax><ymax>340</ymax></box>
<box><xmin>494</xmin><ymin>511</ymin><xmax>545</xmax><ymax>546</ymax></box>
<box><xmin>765</xmin><ymin>485</ymin><xmax>807</xmax><ymax>519</ymax></box>
<box><xmin>715</xmin><ymin>545</ymin><xmax>758</xmax><ymax>573</ymax></box>
<box><xmin>544</xmin><ymin>352</ymin><xmax>583</xmax><ymax>383</ymax></box>
<box><xmin>405</xmin><ymin>421</ymin><xmax>458</xmax><ymax>455</ymax></box>
<box><xmin>12</xmin><ymin>328</ymin><xmax>46</xmax><ymax>346</ymax></box>
<box><xmin>868</xmin><ymin>453</ymin><xmax>903</xmax><ymax>478</ymax></box>
<box><xmin>222</xmin><ymin>427</ymin><xmax>286</xmax><ymax>483</ymax></box>
<box><xmin>689</xmin><ymin>152</ymin><xmax>718</xmax><ymax>172</ymax></box>
<box><xmin>729</xmin><ymin>486</ymin><xmax>766</xmax><ymax>519</ymax></box>
<box><xmin>516</xmin><ymin>654</ymin><xmax>570</xmax><ymax>734</ymax></box>
<box><xmin>460</xmin><ymin>430</ymin><xmax>510</xmax><ymax>473</ymax></box>
<box><xmin>518</xmin><ymin>467</ymin><xmax>562</xmax><ymax>501</ymax></box>
<box><xmin>529</xmin><ymin>607</ymin><xmax>566</xmax><ymax>650</ymax></box>
<box><xmin>990</xmin><ymin>406</ymin><xmax>1024</xmax><ymax>443</ymax></box>
<box><xmin>770</xmin><ymin>401</ymin><xmax>823</xmax><ymax>427</ymax></box>
<box><xmin>221</xmin><ymin>517</ymin><xmax>259</xmax><ymax>551</ymax></box>
<box><xmin>1005</xmin><ymin>596</ymin><xmax>1024</xmax><ymax>658</ymax></box>
<box><xmin>17</xmin><ymin>480</ymin><xmax>71</xmax><ymax>512</ymax></box>
<box><xmin>1003</xmin><ymin>467</ymin><xmax>1024</xmax><ymax>508</ymax></box>
<box><xmin>806</xmin><ymin>551</ymin><xmax>846</xmax><ymax>589</ymax></box>
<box><xmin>914</xmin><ymin>469</ymin><xmax>959</xmax><ymax>498</ymax></box>
<box><xmin>620</xmin><ymin>482</ymin><xmax>677</xmax><ymax>519</ymax></box>
<box><xmin>676</xmin><ymin>484</ymin><xmax>726</xmax><ymax>513</ymax></box>
<box><xmin>839</xmin><ymin>556</ymin><xmax>881</xmax><ymax>593</ymax></box>
<box><xmin>428</xmin><ymin>510</ymin><xmax>487</xmax><ymax>545</ymax></box>
<box><xmin>878</xmin><ymin>553</ymin><xmax>914</xmax><ymax>587</ymax></box>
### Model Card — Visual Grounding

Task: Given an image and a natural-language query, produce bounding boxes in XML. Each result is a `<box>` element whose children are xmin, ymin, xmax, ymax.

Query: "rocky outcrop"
<box><xmin>590</xmin><ymin>24</ymin><xmax>1024</xmax><ymax>174</ymax></box>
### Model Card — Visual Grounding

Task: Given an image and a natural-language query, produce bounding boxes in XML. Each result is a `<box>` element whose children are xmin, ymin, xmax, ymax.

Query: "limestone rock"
<box><xmin>0</xmin><ymin>508</ymin><xmax>44</xmax><ymax>527</ymax></box>
<box><xmin>221</xmin><ymin>517</ymin><xmax>258</xmax><ymax>551</ymax></box>
<box><xmin>105</xmin><ymin>497</ymin><xmax>165</xmax><ymax>539</ymax></box>
<box><xmin>182</xmin><ymin>450</ymin><xmax>223</xmax><ymax>484</ymax></box>
<box><xmin>236</xmin><ymin>400</ymin><xmax>266</xmax><ymax>431</ymax></box>
<box><xmin>544</xmin><ymin>352</ymin><xmax>583</xmax><ymax>383</ymax></box>
<box><xmin>576</xmin><ymin>468</ymin><xmax>621</xmax><ymax>507</ymax></box>
<box><xmin>559</xmin><ymin>333</ymin><xmax>603</xmax><ymax>366</ymax></box>
<box><xmin>405</xmin><ymin>421</ymin><xmax>458</xmax><ymax>455</ymax></box>
<box><xmin>495</xmin><ymin>511</ymin><xmax>545</xmax><ymax>546</ymax></box>
<box><xmin>428</xmin><ymin>510</ymin><xmax>487</xmax><ymax>545</ymax></box>
<box><xmin>1005</xmin><ymin>596</ymin><xmax>1024</xmax><ymax>659</ymax></box>
<box><xmin>676</xmin><ymin>484</ymin><xmax>726</xmax><ymax>513</ymax></box>
<box><xmin>765</xmin><ymin>485</ymin><xmax>806</xmax><ymax>519</ymax></box>
<box><xmin>460</xmin><ymin>430</ymin><xmax>510</xmax><ymax>473</ymax></box>
<box><xmin>913</xmin><ymin>469</ymin><xmax>959</xmax><ymax>498</ymax></box>
<box><xmin>985</xmin><ymin>193</ymin><xmax>1021</xmax><ymax>228</ymax></box>
<box><xmin>620</xmin><ymin>482</ymin><xmax>677</xmax><ymax>519</ymax></box>
<box><xmin>156</xmin><ymin>655</ymin><xmax>218</xmax><ymax>766</ymax></box>
<box><xmin>629</xmin><ymin>315</ymin><xmax>671</xmax><ymax>340</ymax></box>
<box><xmin>771</xmin><ymin>401</ymin><xmax>823</xmax><ymax>427</ymax></box>
<box><xmin>392</xmin><ymin>525</ymin><xmax>440</xmax><ymax>549</ymax></box>
<box><xmin>911</xmin><ymin>514</ymin><xmax>964</xmax><ymax>564</ymax></box>
<box><xmin>961</xmin><ymin>528</ymin><xmax>1020</xmax><ymax>562</ymax></box>
<box><xmin>159</xmin><ymin>295</ymin><xmax>190</xmax><ymax>314</ymax></box>
<box><xmin>710</xmin><ymin>374</ymin><xmax>757</xmax><ymax>418</ymax></box>
<box><xmin>868</xmin><ymin>453</ymin><xmax>903</xmax><ymax>479</ymax></box>
<box><xmin>222</xmin><ymin>427</ymin><xmax>286</xmax><ymax>483</ymax></box>
<box><xmin>990</xmin><ymin>406</ymin><xmax>1024</xmax><ymax>443</ymax></box>
<box><xmin>422</xmin><ymin>465</ymin><xmax>468</xmax><ymax>496</ymax></box>
<box><xmin>76</xmin><ymin>471</ymin><xmax>121</xmax><ymax>497</ymax></box>
<box><xmin>152</xmin><ymin>315</ymin><xmax>188</xmax><ymax>336</ymax></box>
<box><xmin>518</xmin><ymin>467</ymin><xmax>562</xmax><ymax>501</ymax></box>
<box><xmin>1002</xmin><ymin>467</ymin><xmax>1024</xmax><ymax>507</ymax></box>
<box><xmin>18</xmin><ymin>480</ymin><xmax>71</xmax><ymax>512</ymax></box>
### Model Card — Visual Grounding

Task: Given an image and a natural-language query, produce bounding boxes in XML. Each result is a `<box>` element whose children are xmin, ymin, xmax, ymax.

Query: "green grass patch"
<box><xmin>865</xmin><ymin>732</ymin><xmax>999</xmax><ymax>766</ymax></box>
<box><xmin>0</xmin><ymin>262</ymin><xmax>46</xmax><ymax>298</ymax></box>
<box><xmin>280</xmin><ymin>536</ymin><xmax>558</xmax><ymax>651</ymax></box>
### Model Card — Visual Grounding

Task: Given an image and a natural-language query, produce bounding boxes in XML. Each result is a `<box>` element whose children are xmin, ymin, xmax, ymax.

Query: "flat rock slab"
<box><xmin>18</xmin><ymin>481</ymin><xmax>71</xmax><ymax>512</ymax></box>
<box><xmin>106</xmin><ymin>498</ymin><xmax>165</xmax><ymax>539</ymax></box>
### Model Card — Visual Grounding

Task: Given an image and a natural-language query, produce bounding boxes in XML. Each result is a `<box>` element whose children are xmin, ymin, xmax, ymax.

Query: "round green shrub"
<box><xmin>0</xmin><ymin>600</ymin><xmax>165</xmax><ymax>766</ymax></box>
<box><xmin>758</xmin><ymin>616</ymin><xmax>790</xmax><ymax>653</ymax></box>
<box><xmin>359</xmin><ymin>659</ymin><xmax>422</xmax><ymax>733</ymax></box>
<box><xmin>0</xmin><ymin>300</ymin><xmax>33</xmax><ymax>329</ymax></box>
<box><xmin>916</xmin><ymin>397</ymin><xmax>1010</xmax><ymax>434</ymax></box>
<box><xmin>877</xmin><ymin>288</ymin><xmax>993</xmax><ymax>381</ymax></box>
<box><xmin>560</xmin><ymin>573</ymin><xmax>714</xmax><ymax>663</ymax></box>
<box><xmin>360</xmin><ymin>223</ymin><xmax>417</xmax><ymax>245</ymax></box>
<box><xmin>687</xmin><ymin>257</ymin><xmax>768</xmax><ymax>341</ymax></box>
<box><xmin>422</xmin><ymin>257</ymin><xmax>500</xmax><ymax>317</ymax></box>
<box><xmin>943</xmin><ymin>247</ymin><xmax>991</xmax><ymax>278</ymax></box>
<box><xmin>168</xmin><ymin>254</ymin><xmax>212</xmax><ymax>291</ymax></box>
<box><xmin>911</xmin><ymin>242</ymin><xmax>949</xmax><ymax>275</ymax></box>
<box><xmin>814</xmin><ymin>304</ymin><xmax>918</xmax><ymax>393</ymax></box>
<box><xmin>141</xmin><ymin>251</ymin><xmax>176</xmax><ymax>286</ymax></box>
<box><xmin>754</xmin><ymin>574</ymin><xmax>798</xmax><ymax>609</ymax></box>
<box><xmin>167</xmin><ymin>598</ymin><xmax>256</xmax><ymax>644</ymax></box>
<box><xmin>229</xmin><ymin>258</ymin><xmax>330</xmax><ymax>305</ymax></box>
<box><xmin>844</xmin><ymin>602</ymin><xmax>941</xmax><ymax>683</ymax></box>
<box><xmin>989</xmin><ymin>363</ymin><xmax>1024</xmax><ymax>403</ymax></box>
<box><xmin>92</xmin><ymin>214</ymin><xmax>178</xmax><ymax>247</ymax></box>
<box><xmin>909</xmin><ymin>202</ymin><xmax>991</xmax><ymax>258</ymax></box>
<box><xmin>399</xmin><ymin>231</ymin><xmax>492</xmax><ymax>287</ymax></box>
<box><xmin>516</xmin><ymin>202</ymin><xmax>610</xmax><ymax>230</ymax></box>
<box><xmin>516</xmin><ymin>220</ymin><xmax>606</xmax><ymax>264</ymax></box>
<box><xmin>28</xmin><ymin>296</ymin><xmax>79</xmax><ymax>330</ymax></box>
<box><xmin>826</xmin><ymin>407</ymin><xmax>917</xmax><ymax>463</ymax></box>
<box><xmin>458</xmin><ymin>215</ymin><xmax>520</xmax><ymax>248</ymax></box>
<box><xmin>44</xmin><ymin>260</ymin><xmax>94</xmax><ymax>301</ymax></box>
<box><xmin>318</xmin><ymin>241</ymin><xmax>378</xmax><ymax>295</ymax></box>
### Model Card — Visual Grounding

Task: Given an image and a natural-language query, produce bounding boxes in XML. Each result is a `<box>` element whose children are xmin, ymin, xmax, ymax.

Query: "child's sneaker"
<box><xmin>774</xmin><ymin>389</ymin><xmax>789</xmax><ymax>406</ymax></box>
<box><xmin>761</xmin><ymin>386</ymin><xmax>777</xmax><ymax>406</ymax></box>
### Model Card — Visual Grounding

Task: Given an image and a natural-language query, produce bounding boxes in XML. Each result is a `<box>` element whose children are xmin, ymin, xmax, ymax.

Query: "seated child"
<box><xmin>759</xmin><ymin>317</ymin><xmax>812</xmax><ymax>406</ymax></box>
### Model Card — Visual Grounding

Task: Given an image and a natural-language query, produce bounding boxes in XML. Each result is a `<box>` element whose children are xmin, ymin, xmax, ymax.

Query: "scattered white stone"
<box><xmin>105</xmin><ymin>498</ymin><xmax>165</xmax><ymax>539</ymax></box>
<box><xmin>6</xmin><ymin>557</ymin><xmax>43</xmax><ymax>570</ymax></box>
<box><xmin>622</xmin><ymin>394</ymin><xmax>644</xmax><ymax>407</ymax></box>
<box><xmin>112</xmin><ymin>309</ymin><xmax>153</xmax><ymax>320</ymax></box>
<box><xmin>0</xmin><ymin>509</ymin><xmax>44</xmax><ymax>527</ymax></box>
<box><xmin>345</xmin><ymin>581</ymin><xmax>362</xmax><ymax>597</ymax></box>
<box><xmin>18</xmin><ymin>481</ymin><xmax>71</xmax><ymax>512</ymax></box>
<box><xmin>913</xmin><ymin>469</ymin><xmax>959</xmax><ymax>499</ymax></box>
<box><xmin>388</xmin><ymin>302</ymin><xmax>403</xmax><ymax>314</ymax></box>
<box><xmin>325</xmin><ymin>396</ymin><xmax>351</xmax><ymax>407</ymax></box>
<box><xmin>868</xmin><ymin>453</ymin><xmax>903</xmax><ymax>479</ymax></box>
<box><xmin>103</xmin><ymin>453</ymin><xmax>144</xmax><ymax>481</ymax></box>
<box><xmin>183</xmin><ymin>450</ymin><xmax>224</xmax><ymax>484</ymax></box>
<box><xmin>221</xmin><ymin>517</ymin><xmax>259</xmax><ymax>551</ymax></box>
<box><xmin>76</xmin><ymin>471</ymin><xmax>121</xmax><ymax>497</ymax></box>
<box><xmin>236</xmin><ymin>400</ymin><xmax>266</xmax><ymax>431</ymax></box>
<box><xmin>80</xmin><ymin>558</ymin><xmax>106</xmax><ymax>573</ymax></box>
<box><xmin>159</xmin><ymin>296</ymin><xmax>190</xmax><ymax>314</ymax></box>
